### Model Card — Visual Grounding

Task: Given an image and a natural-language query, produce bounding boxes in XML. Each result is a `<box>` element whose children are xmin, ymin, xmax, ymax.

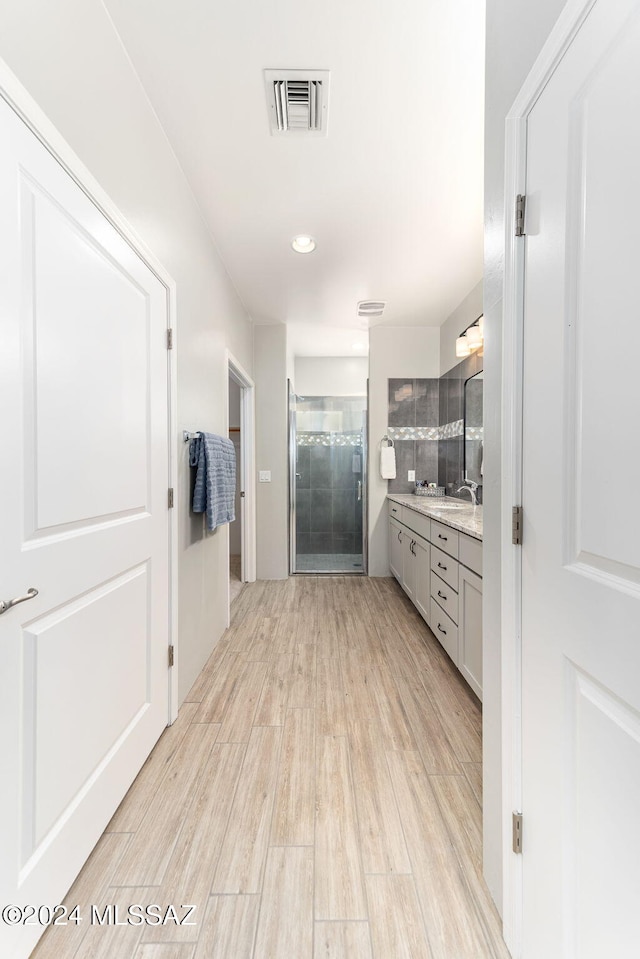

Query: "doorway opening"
<box><xmin>289</xmin><ymin>391</ymin><xmax>368</xmax><ymax>574</ymax></box>
<box><xmin>226</xmin><ymin>352</ymin><xmax>256</xmax><ymax>622</ymax></box>
<box><xmin>228</xmin><ymin>376</ymin><xmax>243</xmax><ymax>604</ymax></box>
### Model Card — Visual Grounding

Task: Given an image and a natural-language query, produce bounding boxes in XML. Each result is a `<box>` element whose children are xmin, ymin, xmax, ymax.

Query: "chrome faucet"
<box><xmin>456</xmin><ymin>480</ymin><xmax>478</xmax><ymax>506</ymax></box>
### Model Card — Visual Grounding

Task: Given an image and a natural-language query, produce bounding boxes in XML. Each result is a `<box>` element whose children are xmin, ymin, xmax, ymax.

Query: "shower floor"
<box><xmin>295</xmin><ymin>553</ymin><xmax>363</xmax><ymax>573</ymax></box>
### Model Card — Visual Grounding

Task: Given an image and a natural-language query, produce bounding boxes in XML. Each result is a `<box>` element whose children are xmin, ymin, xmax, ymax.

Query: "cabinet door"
<box><xmin>389</xmin><ymin>517</ymin><xmax>403</xmax><ymax>581</ymax></box>
<box><xmin>459</xmin><ymin>565</ymin><xmax>483</xmax><ymax>700</ymax></box>
<box><xmin>413</xmin><ymin>535</ymin><xmax>430</xmax><ymax>625</ymax></box>
<box><xmin>402</xmin><ymin>532</ymin><xmax>416</xmax><ymax>601</ymax></box>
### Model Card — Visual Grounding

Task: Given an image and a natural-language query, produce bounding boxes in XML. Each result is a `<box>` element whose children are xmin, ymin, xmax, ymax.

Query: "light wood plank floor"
<box><xmin>32</xmin><ymin>576</ymin><xmax>510</xmax><ymax>959</ymax></box>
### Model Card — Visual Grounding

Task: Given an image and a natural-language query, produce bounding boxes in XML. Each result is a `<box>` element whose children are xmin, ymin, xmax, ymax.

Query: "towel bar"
<box><xmin>183</xmin><ymin>430</ymin><xmax>202</xmax><ymax>443</ymax></box>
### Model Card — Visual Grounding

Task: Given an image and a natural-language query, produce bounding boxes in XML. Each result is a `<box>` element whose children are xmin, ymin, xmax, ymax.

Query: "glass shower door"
<box><xmin>291</xmin><ymin>395</ymin><xmax>367</xmax><ymax>574</ymax></box>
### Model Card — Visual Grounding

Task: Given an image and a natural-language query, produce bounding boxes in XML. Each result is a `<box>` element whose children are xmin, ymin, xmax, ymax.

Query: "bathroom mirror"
<box><xmin>463</xmin><ymin>369</ymin><xmax>483</xmax><ymax>486</ymax></box>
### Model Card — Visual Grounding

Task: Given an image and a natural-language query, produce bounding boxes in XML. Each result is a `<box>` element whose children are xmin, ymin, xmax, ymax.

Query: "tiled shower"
<box><xmin>292</xmin><ymin>395</ymin><xmax>366</xmax><ymax>573</ymax></box>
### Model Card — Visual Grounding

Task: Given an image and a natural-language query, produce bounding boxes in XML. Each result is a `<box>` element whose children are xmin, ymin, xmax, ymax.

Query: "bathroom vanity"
<box><xmin>387</xmin><ymin>494</ymin><xmax>483</xmax><ymax>699</ymax></box>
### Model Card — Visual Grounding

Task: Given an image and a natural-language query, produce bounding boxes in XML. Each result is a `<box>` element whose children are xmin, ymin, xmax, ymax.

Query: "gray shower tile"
<box><xmin>438</xmin><ymin>438</ymin><xmax>448</xmax><ymax>488</ymax></box>
<box><xmin>296</xmin><ymin>532</ymin><xmax>311</xmax><ymax>554</ymax></box>
<box><xmin>310</xmin><ymin>488</ymin><xmax>332</xmax><ymax>532</ymax></box>
<box><xmin>448</xmin><ymin>377</ymin><xmax>463</xmax><ymax>424</ymax></box>
<box><xmin>415</xmin><ymin>441</ymin><xmax>439</xmax><ymax>485</ymax></box>
<box><xmin>416</xmin><ymin>378</ymin><xmax>440</xmax><ymax>427</ymax></box>
<box><xmin>332</xmin><ymin>446</ymin><xmax>357</xmax><ymax>489</ymax></box>
<box><xmin>296</xmin><ymin>488</ymin><xmax>311</xmax><ymax>532</ymax></box>
<box><xmin>332</xmin><ymin>490</ymin><xmax>356</xmax><ymax>532</ymax></box>
<box><xmin>446</xmin><ymin>437</ymin><xmax>463</xmax><ymax>491</ymax></box>
<box><xmin>310</xmin><ymin>445</ymin><xmax>332</xmax><ymax>488</ymax></box>
<box><xmin>388</xmin><ymin>378</ymin><xmax>416</xmax><ymax>427</ymax></box>
<box><xmin>310</xmin><ymin>532</ymin><xmax>333</xmax><ymax>554</ymax></box>
<box><xmin>333</xmin><ymin>532</ymin><xmax>356</xmax><ymax>554</ymax></box>
<box><xmin>295</xmin><ymin>446</ymin><xmax>310</xmax><ymax>489</ymax></box>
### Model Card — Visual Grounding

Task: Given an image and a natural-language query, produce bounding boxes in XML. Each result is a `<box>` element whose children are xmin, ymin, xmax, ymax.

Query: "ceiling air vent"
<box><xmin>357</xmin><ymin>301</ymin><xmax>386</xmax><ymax>318</ymax></box>
<box><xmin>264</xmin><ymin>69</ymin><xmax>330</xmax><ymax>136</ymax></box>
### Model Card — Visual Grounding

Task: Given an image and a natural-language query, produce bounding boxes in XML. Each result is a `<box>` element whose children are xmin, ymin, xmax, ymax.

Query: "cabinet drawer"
<box><xmin>459</xmin><ymin>533</ymin><xmax>482</xmax><ymax>577</ymax></box>
<box><xmin>388</xmin><ymin>501</ymin><xmax>402</xmax><ymax>521</ymax></box>
<box><xmin>430</xmin><ymin>571</ymin><xmax>458</xmax><ymax>624</ymax></box>
<box><xmin>401</xmin><ymin>506</ymin><xmax>431</xmax><ymax>541</ymax></box>
<box><xmin>430</xmin><ymin>520</ymin><xmax>459</xmax><ymax>559</ymax></box>
<box><xmin>430</xmin><ymin>598</ymin><xmax>459</xmax><ymax>665</ymax></box>
<box><xmin>430</xmin><ymin>544</ymin><xmax>459</xmax><ymax>591</ymax></box>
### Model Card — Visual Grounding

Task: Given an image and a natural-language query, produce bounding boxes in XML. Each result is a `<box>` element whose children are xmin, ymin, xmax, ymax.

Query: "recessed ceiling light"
<box><xmin>292</xmin><ymin>235</ymin><xmax>316</xmax><ymax>254</ymax></box>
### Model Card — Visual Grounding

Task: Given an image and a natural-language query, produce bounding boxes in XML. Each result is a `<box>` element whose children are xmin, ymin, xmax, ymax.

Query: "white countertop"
<box><xmin>387</xmin><ymin>493</ymin><xmax>483</xmax><ymax>541</ymax></box>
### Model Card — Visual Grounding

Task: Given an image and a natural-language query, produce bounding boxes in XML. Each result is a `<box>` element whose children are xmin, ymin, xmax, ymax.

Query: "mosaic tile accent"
<box><xmin>297</xmin><ymin>431</ymin><xmax>363</xmax><ymax>447</ymax></box>
<box><xmin>387</xmin><ymin>425</ymin><xmax>440</xmax><ymax>441</ymax></box>
<box><xmin>440</xmin><ymin>419</ymin><xmax>464</xmax><ymax>439</ymax></box>
<box><xmin>387</xmin><ymin>420</ymin><xmax>464</xmax><ymax>441</ymax></box>
<box><xmin>465</xmin><ymin>426</ymin><xmax>484</xmax><ymax>441</ymax></box>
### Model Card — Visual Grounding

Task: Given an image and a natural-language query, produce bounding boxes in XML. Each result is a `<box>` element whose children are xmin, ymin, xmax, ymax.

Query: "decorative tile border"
<box><xmin>297</xmin><ymin>431</ymin><xmax>363</xmax><ymax>447</ymax></box>
<box><xmin>387</xmin><ymin>420</ymin><xmax>465</xmax><ymax>441</ymax></box>
<box><xmin>465</xmin><ymin>427</ymin><xmax>484</xmax><ymax>441</ymax></box>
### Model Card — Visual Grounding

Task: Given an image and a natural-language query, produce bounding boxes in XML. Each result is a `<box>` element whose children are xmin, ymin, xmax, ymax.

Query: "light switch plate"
<box><xmin>408</xmin><ymin>469</ymin><xmax>416</xmax><ymax>482</ymax></box>
<box><xmin>259</xmin><ymin>470</ymin><xmax>271</xmax><ymax>483</ymax></box>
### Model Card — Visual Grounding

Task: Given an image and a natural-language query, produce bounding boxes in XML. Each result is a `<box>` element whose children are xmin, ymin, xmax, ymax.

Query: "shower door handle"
<box><xmin>357</xmin><ymin>480</ymin><xmax>362</xmax><ymax>502</ymax></box>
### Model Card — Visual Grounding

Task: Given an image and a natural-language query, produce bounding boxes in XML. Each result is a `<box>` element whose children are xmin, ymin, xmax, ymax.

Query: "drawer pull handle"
<box><xmin>398</xmin><ymin>531</ymin><xmax>402</xmax><ymax>542</ymax></box>
<box><xmin>437</xmin><ymin>590</ymin><xmax>447</xmax><ymax>600</ymax></box>
<box><xmin>437</xmin><ymin>562</ymin><xmax>447</xmax><ymax>571</ymax></box>
<box><xmin>437</xmin><ymin>624</ymin><xmax>447</xmax><ymax>635</ymax></box>
<box><xmin>438</xmin><ymin>534</ymin><xmax>447</xmax><ymax>541</ymax></box>
<box><xmin>392</xmin><ymin>507</ymin><xmax>398</xmax><ymax>513</ymax></box>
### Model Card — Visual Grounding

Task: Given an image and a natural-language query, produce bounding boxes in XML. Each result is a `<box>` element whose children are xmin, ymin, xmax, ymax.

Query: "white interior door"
<box><xmin>0</xmin><ymin>97</ymin><xmax>170</xmax><ymax>958</ymax></box>
<box><xmin>521</xmin><ymin>1</ymin><xmax>640</xmax><ymax>955</ymax></box>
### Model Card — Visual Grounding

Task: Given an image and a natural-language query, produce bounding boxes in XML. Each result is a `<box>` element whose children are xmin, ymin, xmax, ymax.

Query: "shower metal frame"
<box><xmin>288</xmin><ymin>383</ymin><xmax>368</xmax><ymax>575</ymax></box>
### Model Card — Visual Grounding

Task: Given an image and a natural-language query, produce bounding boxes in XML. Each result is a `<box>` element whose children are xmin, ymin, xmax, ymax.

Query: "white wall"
<box><xmin>368</xmin><ymin>326</ymin><xmax>440</xmax><ymax>577</ymax></box>
<box><xmin>483</xmin><ymin>0</ymin><xmax>566</xmax><ymax>912</ymax></box>
<box><xmin>294</xmin><ymin>356</ymin><xmax>368</xmax><ymax>397</ymax></box>
<box><xmin>0</xmin><ymin>0</ymin><xmax>254</xmax><ymax>703</ymax></box>
<box><xmin>255</xmin><ymin>325</ymin><xmax>289</xmax><ymax>579</ymax></box>
<box><xmin>439</xmin><ymin>280</ymin><xmax>484</xmax><ymax>376</ymax></box>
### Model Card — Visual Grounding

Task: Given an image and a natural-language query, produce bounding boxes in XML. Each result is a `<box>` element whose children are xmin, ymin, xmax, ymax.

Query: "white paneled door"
<box><xmin>521</xmin><ymin>1</ymin><xmax>640</xmax><ymax>955</ymax></box>
<box><xmin>0</xmin><ymin>98</ymin><xmax>170</xmax><ymax>958</ymax></box>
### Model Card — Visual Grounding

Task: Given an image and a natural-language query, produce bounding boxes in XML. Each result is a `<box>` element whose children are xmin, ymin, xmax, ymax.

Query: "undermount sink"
<box><xmin>427</xmin><ymin>501</ymin><xmax>470</xmax><ymax>509</ymax></box>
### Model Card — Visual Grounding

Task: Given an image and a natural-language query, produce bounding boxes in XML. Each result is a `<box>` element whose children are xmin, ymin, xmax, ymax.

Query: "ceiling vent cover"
<box><xmin>357</xmin><ymin>300</ymin><xmax>386</xmax><ymax>318</ymax></box>
<box><xmin>265</xmin><ymin>69</ymin><xmax>330</xmax><ymax>136</ymax></box>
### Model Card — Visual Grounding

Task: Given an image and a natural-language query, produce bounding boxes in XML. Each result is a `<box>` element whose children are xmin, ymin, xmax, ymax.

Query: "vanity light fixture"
<box><xmin>457</xmin><ymin>314</ymin><xmax>484</xmax><ymax>356</ymax></box>
<box><xmin>456</xmin><ymin>334</ymin><xmax>472</xmax><ymax>357</ymax></box>
<box><xmin>291</xmin><ymin>235</ymin><xmax>316</xmax><ymax>253</ymax></box>
<box><xmin>465</xmin><ymin>324</ymin><xmax>483</xmax><ymax>349</ymax></box>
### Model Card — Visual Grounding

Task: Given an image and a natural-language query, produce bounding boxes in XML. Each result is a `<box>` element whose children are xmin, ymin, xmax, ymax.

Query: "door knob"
<box><xmin>0</xmin><ymin>587</ymin><xmax>39</xmax><ymax>615</ymax></box>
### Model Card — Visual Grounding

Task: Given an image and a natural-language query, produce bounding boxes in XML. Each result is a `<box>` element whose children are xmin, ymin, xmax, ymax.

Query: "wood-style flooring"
<box><xmin>32</xmin><ymin>576</ymin><xmax>510</xmax><ymax>959</ymax></box>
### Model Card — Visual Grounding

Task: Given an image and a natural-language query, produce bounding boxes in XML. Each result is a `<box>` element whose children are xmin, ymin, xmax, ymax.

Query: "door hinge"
<box><xmin>512</xmin><ymin>812</ymin><xmax>523</xmax><ymax>854</ymax></box>
<box><xmin>512</xmin><ymin>505</ymin><xmax>523</xmax><ymax>546</ymax></box>
<box><xmin>515</xmin><ymin>194</ymin><xmax>526</xmax><ymax>236</ymax></box>
<box><xmin>167</xmin><ymin>328</ymin><xmax>173</xmax><ymax>350</ymax></box>
<box><xmin>168</xmin><ymin>487</ymin><xmax>175</xmax><ymax>509</ymax></box>
<box><xmin>168</xmin><ymin>645</ymin><xmax>175</xmax><ymax>668</ymax></box>
<box><xmin>240</xmin><ymin>490</ymin><xmax>245</xmax><ymax>497</ymax></box>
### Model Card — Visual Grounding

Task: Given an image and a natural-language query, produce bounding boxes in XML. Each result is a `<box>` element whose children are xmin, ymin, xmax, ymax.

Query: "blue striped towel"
<box><xmin>189</xmin><ymin>433</ymin><xmax>236</xmax><ymax>531</ymax></box>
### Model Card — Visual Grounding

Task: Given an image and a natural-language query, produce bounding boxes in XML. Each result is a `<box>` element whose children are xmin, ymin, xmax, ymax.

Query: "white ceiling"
<box><xmin>103</xmin><ymin>0</ymin><xmax>485</xmax><ymax>353</ymax></box>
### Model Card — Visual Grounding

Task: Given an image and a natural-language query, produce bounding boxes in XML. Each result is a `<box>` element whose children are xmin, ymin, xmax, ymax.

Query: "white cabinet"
<box><xmin>458</xmin><ymin>565</ymin><xmax>483</xmax><ymax>699</ymax></box>
<box><xmin>401</xmin><ymin>528</ymin><xmax>417</xmax><ymax>601</ymax></box>
<box><xmin>389</xmin><ymin>515</ymin><xmax>403</xmax><ymax>581</ymax></box>
<box><xmin>387</xmin><ymin>498</ymin><xmax>483</xmax><ymax>700</ymax></box>
<box><xmin>413</xmin><ymin>535</ymin><xmax>430</xmax><ymax>624</ymax></box>
<box><xmin>388</xmin><ymin>504</ymin><xmax>430</xmax><ymax>621</ymax></box>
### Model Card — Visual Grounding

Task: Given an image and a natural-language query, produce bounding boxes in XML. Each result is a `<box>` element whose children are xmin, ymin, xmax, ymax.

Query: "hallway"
<box><xmin>32</xmin><ymin>577</ymin><xmax>509</xmax><ymax>959</ymax></box>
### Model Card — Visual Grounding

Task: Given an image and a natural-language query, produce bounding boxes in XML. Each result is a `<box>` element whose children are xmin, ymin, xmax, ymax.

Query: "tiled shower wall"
<box><xmin>387</xmin><ymin>350</ymin><xmax>483</xmax><ymax>498</ymax></box>
<box><xmin>295</xmin><ymin>444</ymin><xmax>363</xmax><ymax>554</ymax></box>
